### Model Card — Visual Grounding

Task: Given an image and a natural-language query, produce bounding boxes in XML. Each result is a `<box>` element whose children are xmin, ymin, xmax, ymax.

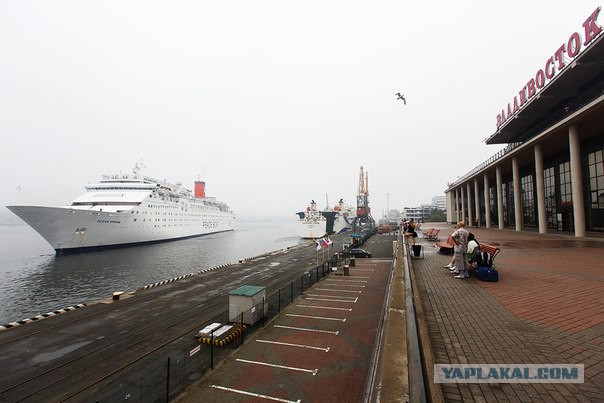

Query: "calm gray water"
<box><xmin>0</xmin><ymin>218</ymin><xmax>303</xmax><ymax>324</ymax></box>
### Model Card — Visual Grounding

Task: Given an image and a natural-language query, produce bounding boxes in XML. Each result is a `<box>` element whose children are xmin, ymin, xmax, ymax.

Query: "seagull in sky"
<box><xmin>395</xmin><ymin>92</ymin><xmax>406</xmax><ymax>105</ymax></box>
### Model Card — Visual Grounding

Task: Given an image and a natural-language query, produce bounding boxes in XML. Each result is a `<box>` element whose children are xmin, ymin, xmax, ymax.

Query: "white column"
<box><xmin>534</xmin><ymin>143</ymin><xmax>547</xmax><ymax>234</ymax></box>
<box><xmin>474</xmin><ymin>178</ymin><xmax>480</xmax><ymax>227</ymax></box>
<box><xmin>569</xmin><ymin>125</ymin><xmax>586</xmax><ymax>237</ymax></box>
<box><xmin>461</xmin><ymin>186</ymin><xmax>466</xmax><ymax>224</ymax></box>
<box><xmin>455</xmin><ymin>188</ymin><xmax>460</xmax><ymax>222</ymax></box>
<box><xmin>466</xmin><ymin>183</ymin><xmax>473</xmax><ymax>225</ymax></box>
<box><xmin>484</xmin><ymin>173</ymin><xmax>491</xmax><ymax>228</ymax></box>
<box><xmin>446</xmin><ymin>191</ymin><xmax>453</xmax><ymax>223</ymax></box>
<box><xmin>496</xmin><ymin>165</ymin><xmax>504</xmax><ymax>230</ymax></box>
<box><xmin>512</xmin><ymin>156</ymin><xmax>523</xmax><ymax>231</ymax></box>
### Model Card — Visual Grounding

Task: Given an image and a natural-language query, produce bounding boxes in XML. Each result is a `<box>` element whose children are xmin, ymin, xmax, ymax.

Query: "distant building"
<box><xmin>379</xmin><ymin>209</ymin><xmax>402</xmax><ymax>225</ymax></box>
<box><xmin>403</xmin><ymin>204</ymin><xmax>436</xmax><ymax>222</ymax></box>
<box><xmin>431</xmin><ymin>195</ymin><xmax>446</xmax><ymax>211</ymax></box>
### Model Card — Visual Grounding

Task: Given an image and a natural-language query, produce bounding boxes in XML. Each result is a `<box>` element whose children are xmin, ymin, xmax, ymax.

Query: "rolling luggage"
<box><xmin>475</xmin><ymin>266</ymin><xmax>498</xmax><ymax>282</ymax></box>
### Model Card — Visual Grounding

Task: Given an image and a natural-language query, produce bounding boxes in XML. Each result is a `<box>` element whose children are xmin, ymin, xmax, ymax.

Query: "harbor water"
<box><xmin>0</xmin><ymin>217</ymin><xmax>303</xmax><ymax>325</ymax></box>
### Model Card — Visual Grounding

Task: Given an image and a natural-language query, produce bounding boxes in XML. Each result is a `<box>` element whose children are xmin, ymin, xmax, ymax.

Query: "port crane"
<box><xmin>351</xmin><ymin>166</ymin><xmax>375</xmax><ymax>234</ymax></box>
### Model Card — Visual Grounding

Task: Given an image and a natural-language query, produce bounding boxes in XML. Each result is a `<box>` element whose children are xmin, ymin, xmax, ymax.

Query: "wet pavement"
<box><xmin>413</xmin><ymin>223</ymin><xmax>604</xmax><ymax>402</ymax></box>
<box><xmin>175</xmin><ymin>223</ymin><xmax>604</xmax><ymax>402</ymax></box>
<box><xmin>175</xmin><ymin>234</ymin><xmax>399</xmax><ymax>403</ymax></box>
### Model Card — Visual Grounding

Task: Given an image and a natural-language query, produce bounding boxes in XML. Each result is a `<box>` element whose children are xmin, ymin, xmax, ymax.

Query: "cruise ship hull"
<box><xmin>7</xmin><ymin>205</ymin><xmax>234</xmax><ymax>254</ymax></box>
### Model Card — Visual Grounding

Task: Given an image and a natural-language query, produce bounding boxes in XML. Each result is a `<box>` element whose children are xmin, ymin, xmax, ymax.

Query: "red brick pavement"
<box><xmin>414</xmin><ymin>224</ymin><xmax>604</xmax><ymax>402</ymax></box>
<box><xmin>175</xmin><ymin>258</ymin><xmax>393</xmax><ymax>403</ymax></box>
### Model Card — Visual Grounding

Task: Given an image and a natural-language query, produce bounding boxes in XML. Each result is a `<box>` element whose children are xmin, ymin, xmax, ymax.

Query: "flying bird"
<box><xmin>395</xmin><ymin>92</ymin><xmax>406</xmax><ymax>105</ymax></box>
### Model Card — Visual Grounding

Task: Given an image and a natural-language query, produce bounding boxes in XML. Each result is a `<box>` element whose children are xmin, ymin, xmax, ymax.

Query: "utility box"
<box><xmin>229</xmin><ymin>285</ymin><xmax>266</xmax><ymax>325</ymax></box>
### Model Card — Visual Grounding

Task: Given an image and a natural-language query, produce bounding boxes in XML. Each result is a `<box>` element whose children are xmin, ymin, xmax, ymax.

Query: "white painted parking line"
<box><xmin>286</xmin><ymin>313</ymin><xmax>346</xmax><ymax>322</ymax></box>
<box><xmin>323</xmin><ymin>283</ymin><xmax>366</xmax><ymax>288</ymax></box>
<box><xmin>210</xmin><ymin>385</ymin><xmax>301</xmax><ymax>403</ymax></box>
<box><xmin>305</xmin><ymin>297</ymin><xmax>358</xmax><ymax>303</ymax></box>
<box><xmin>327</xmin><ymin>279</ymin><xmax>367</xmax><ymax>283</ymax></box>
<box><xmin>274</xmin><ymin>324</ymin><xmax>339</xmax><ymax>335</ymax></box>
<box><xmin>236</xmin><ymin>358</ymin><xmax>319</xmax><ymax>375</ymax></box>
<box><xmin>296</xmin><ymin>304</ymin><xmax>352</xmax><ymax>311</ymax></box>
<box><xmin>315</xmin><ymin>288</ymin><xmax>361</xmax><ymax>293</ymax></box>
<box><xmin>306</xmin><ymin>293</ymin><xmax>357</xmax><ymax>299</ymax></box>
<box><xmin>256</xmin><ymin>339</ymin><xmax>330</xmax><ymax>352</ymax></box>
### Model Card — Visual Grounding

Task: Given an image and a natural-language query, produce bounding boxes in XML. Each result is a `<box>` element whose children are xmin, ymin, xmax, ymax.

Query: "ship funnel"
<box><xmin>194</xmin><ymin>181</ymin><xmax>206</xmax><ymax>198</ymax></box>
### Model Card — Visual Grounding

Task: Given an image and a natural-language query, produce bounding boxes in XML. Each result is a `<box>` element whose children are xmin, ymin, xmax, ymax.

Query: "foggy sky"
<box><xmin>1</xmin><ymin>1</ymin><xmax>599</xmax><ymax>221</ymax></box>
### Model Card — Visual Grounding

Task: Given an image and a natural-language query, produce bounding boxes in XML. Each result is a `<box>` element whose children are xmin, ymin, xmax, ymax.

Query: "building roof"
<box><xmin>486</xmin><ymin>32</ymin><xmax>604</xmax><ymax>145</ymax></box>
<box><xmin>229</xmin><ymin>285</ymin><xmax>265</xmax><ymax>296</ymax></box>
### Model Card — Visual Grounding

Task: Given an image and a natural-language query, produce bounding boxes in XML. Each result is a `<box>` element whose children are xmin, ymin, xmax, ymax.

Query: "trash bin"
<box><xmin>344</xmin><ymin>265</ymin><xmax>350</xmax><ymax>276</ymax></box>
<box><xmin>412</xmin><ymin>244</ymin><xmax>422</xmax><ymax>257</ymax></box>
<box><xmin>350</xmin><ymin>256</ymin><xmax>356</xmax><ymax>267</ymax></box>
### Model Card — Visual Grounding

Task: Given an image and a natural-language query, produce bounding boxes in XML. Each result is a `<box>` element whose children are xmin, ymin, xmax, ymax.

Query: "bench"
<box><xmin>435</xmin><ymin>235</ymin><xmax>454</xmax><ymax>254</ymax></box>
<box><xmin>424</xmin><ymin>228</ymin><xmax>440</xmax><ymax>241</ymax></box>
<box><xmin>478</xmin><ymin>243</ymin><xmax>501</xmax><ymax>266</ymax></box>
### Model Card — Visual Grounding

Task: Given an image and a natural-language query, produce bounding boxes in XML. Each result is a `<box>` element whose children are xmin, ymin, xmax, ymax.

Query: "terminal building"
<box><xmin>445</xmin><ymin>7</ymin><xmax>604</xmax><ymax>237</ymax></box>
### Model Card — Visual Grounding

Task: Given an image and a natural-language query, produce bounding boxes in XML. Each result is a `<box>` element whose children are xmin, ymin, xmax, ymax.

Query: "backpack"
<box><xmin>476</xmin><ymin>250</ymin><xmax>493</xmax><ymax>268</ymax></box>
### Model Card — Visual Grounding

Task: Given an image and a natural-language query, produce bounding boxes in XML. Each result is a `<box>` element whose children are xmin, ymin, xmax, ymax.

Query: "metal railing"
<box><xmin>403</xmin><ymin>235</ymin><xmax>427</xmax><ymax>403</ymax></box>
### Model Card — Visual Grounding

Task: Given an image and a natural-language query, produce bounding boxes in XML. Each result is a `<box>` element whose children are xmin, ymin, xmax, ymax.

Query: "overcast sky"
<box><xmin>1</xmin><ymin>1</ymin><xmax>601</xmax><ymax>220</ymax></box>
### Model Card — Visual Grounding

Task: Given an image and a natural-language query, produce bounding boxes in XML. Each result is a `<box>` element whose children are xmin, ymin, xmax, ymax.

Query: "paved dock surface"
<box><xmin>413</xmin><ymin>223</ymin><xmax>604</xmax><ymax>402</ymax></box>
<box><xmin>2</xmin><ymin>224</ymin><xmax>603</xmax><ymax>402</ymax></box>
<box><xmin>175</xmin><ymin>234</ymin><xmax>397</xmax><ymax>402</ymax></box>
<box><xmin>177</xmin><ymin>224</ymin><xmax>604</xmax><ymax>402</ymax></box>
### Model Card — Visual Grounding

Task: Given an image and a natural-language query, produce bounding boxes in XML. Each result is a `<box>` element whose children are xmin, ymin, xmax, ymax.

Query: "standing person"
<box><xmin>451</xmin><ymin>221</ymin><xmax>469</xmax><ymax>279</ymax></box>
<box><xmin>444</xmin><ymin>223</ymin><xmax>459</xmax><ymax>270</ymax></box>
<box><xmin>404</xmin><ymin>219</ymin><xmax>418</xmax><ymax>245</ymax></box>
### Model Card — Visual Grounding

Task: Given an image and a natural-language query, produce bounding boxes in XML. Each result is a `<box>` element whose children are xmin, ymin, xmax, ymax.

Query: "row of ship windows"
<box><xmin>141</xmin><ymin>204</ymin><xmax>213</xmax><ymax>210</ymax></box>
<box><xmin>122</xmin><ymin>223</ymin><xmax>220</xmax><ymax>228</ymax></box>
<box><xmin>133</xmin><ymin>218</ymin><xmax>224</xmax><ymax>223</ymax></box>
<box><xmin>131</xmin><ymin>210</ymin><xmax>223</xmax><ymax>218</ymax></box>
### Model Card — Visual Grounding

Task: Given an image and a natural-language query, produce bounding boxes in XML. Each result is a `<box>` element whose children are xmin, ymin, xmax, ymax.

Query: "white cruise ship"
<box><xmin>7</xmin><ymin>163</ymin><xmax>235</xmax><ymax>254</ymax></box>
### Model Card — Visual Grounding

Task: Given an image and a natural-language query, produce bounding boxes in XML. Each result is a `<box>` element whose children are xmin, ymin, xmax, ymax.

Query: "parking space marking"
<box><xmin>256</xmin><ymin>339</ymin><xmax>330</xmax><ymax>352</ymax></box>
<box><xmin>327</xmin><ymin>279</ymin><xmax>367</xmax><ymax>283</ymax></box>
<box><xmin>323</xmin><ymin>283</ymin><xmax>366</xmax><ymax>288</ymax></box>
<box><xmin>236</xmin><ymin>358</ymin><xmax>319</xmax><ymax>375</ymax></box>
<box><xmin>210</xmin><ymin>385</ymin><xmax>301</xmax><ymax>403</ymax></box>
<box><xmin>274</xmin><ymin>324</ymin><xmax>339</xmax><ymax>335</ymax></box>
<box><xmin>305</xmin><ymin>296</ymin><xmax>358</xmax><ymax>303</ymax></box>
<box><xmin>286</xmin><ymin>313</ymin><xmax>346</xmax><ymax>322</ymax></box>
<box><xmin>296</xmin><ymin>304</ymin><xmax>352</xmax><ymax>312</ymax></box>
<box><xmin>315</xmin><ymin>288</ymin><xmax>361</xmax><ymax>294</ymax></box>
<box><xmin>306</xmin><ymin>293</ymin><xmax>357</xmax><ymax>300</ymax></box>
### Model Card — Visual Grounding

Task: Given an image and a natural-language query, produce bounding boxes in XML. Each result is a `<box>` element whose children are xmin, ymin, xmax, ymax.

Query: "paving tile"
<box><xmin>412</xmin><ymin>224</ymin><xmax>604</xmax><ymax>402</ymax></box>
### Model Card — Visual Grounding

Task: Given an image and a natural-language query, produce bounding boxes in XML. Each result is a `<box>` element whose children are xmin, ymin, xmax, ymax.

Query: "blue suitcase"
<box><xmin>475</xmin><ymin>266</ymin><xmax>498</xmax><ymax>282</ymax></box>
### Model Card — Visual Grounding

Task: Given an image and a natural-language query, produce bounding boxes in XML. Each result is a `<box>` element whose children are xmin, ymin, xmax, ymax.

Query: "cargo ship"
<box><xmin>295</xmin><ymin>198</ymin><xmax>355</xmax><ymax>238</ymax></box>
<box><xmin>7</xmin><ymin>162</ymin><xmax>235</xmax><ymax>254</ymax></box>
<box><xmin>295</xmin><ymin>200</ymin><xmax>327</xmax><ymax>239</ymax></box>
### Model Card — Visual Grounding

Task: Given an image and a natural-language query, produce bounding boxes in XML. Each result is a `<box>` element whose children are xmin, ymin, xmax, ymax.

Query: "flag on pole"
<box><xmin>320</xmin><ymin>238</ymin><xmax>329</xmax><ymax>248</ymax></box>
<box><xmin>327</xmin><ymin>237</ymin><xmax>333</xmax><ymax>245</ymax></box>
<box><xmin>315</xmin><ymin>239</ymin><xmax>322</xmax><ymax>250</ymax></box>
